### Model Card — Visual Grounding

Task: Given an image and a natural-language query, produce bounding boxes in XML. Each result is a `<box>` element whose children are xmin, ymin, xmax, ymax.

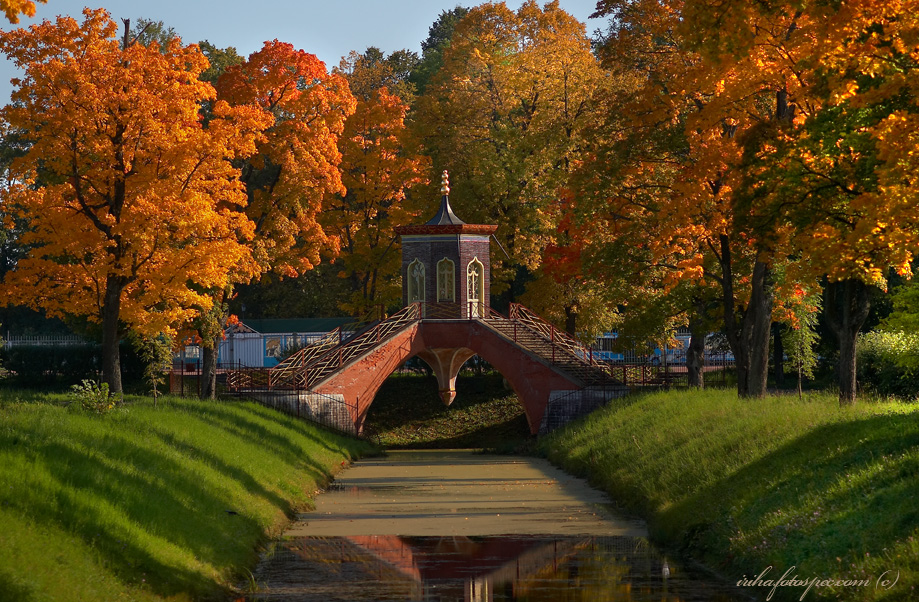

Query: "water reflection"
<box><xmin>248</xmin><ymin>535</ymin><xmax>747</xmax><ymax>601</ymax></box>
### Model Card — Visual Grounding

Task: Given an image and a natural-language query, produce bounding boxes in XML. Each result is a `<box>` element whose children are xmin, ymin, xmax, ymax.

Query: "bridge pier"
<box><xmin>416</xmin><ymin>347</ymin><xmax>477</xmax><ymax>405</ymax></box>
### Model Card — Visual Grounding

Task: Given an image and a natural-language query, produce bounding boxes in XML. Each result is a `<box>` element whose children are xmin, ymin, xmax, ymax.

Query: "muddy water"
<box><xmin>246</xmin><ymin>450</ymin><xmax>748</xmax><ymax>601</ymax></box>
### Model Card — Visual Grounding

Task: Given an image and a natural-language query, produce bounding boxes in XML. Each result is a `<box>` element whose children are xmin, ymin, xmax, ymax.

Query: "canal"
<box><xmin>245</xmin><ymin>450</ymin><xmax>748</xmax><ymax>601</ymax></box>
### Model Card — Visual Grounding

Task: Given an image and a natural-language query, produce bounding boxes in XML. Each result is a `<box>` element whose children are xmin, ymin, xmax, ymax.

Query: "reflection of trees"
<box><xmin>512</xmin><ymin>540</ymin><xmax>634</xmax><ymax>602</ymax></box>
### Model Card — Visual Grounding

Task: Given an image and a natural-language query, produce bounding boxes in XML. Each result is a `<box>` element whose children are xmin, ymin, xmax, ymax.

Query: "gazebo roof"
<box><xmin>425</xmin><ymin>194</ymin><xmax>465</xmax><ymax>226</ymax></box>
<box><xmin>394</xmin><ymin>170</ymin><xmax>497</xmax><ymax>236</ymax></box>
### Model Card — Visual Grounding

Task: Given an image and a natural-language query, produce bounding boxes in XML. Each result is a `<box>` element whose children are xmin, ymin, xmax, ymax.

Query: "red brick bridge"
<box><xmin>229</xmin><ymin>301</ymin><xmax>625</xmax><ymax>435</ymax></box>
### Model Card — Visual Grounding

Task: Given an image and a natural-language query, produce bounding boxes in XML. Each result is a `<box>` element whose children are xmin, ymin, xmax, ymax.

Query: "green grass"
<box><xmin>364</xmin><ymin>373</ymin><xmax>532</xmax><ymax>449</ymax></box>
<box><xmin>0</xmin><ymin>391</ymin><xmax>375</xmax><ymax>601</ymax></box>
<box><xmin>540</xmin><ymin>389</ymin><xmax>919</xmax><ymax>601</ymax></box>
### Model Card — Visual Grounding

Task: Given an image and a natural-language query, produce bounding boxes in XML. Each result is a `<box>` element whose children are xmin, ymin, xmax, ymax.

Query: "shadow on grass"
<box><xmin>0</xmin><ymin>399</ymin><xmax>366</xmax><ymax>599</ymax></box>
<box><xmin>1</xmin><ymin>435</ymin><xmax>248</xmax><ymax>598</ymax></box>
<box><xmin>185</xmin><ymin>407</ymin><xmax>333</xmax><ymax>485</ymax></box>
<box><xmin>0</xmin><ymin>568</ymin><xmax>36</xmax><ymax>602</ymax></box>
<box><xmin>659</xmin><ymin>411</ymin><xmax>919</xmax><ymax>584</ymax></box>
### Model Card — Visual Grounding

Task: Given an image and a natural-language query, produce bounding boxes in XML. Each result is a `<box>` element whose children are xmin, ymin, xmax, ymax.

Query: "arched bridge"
<box><xmin>228</xmin><ymin>303</ymin><xmax>626</xmax><ymax>435</ymax></box>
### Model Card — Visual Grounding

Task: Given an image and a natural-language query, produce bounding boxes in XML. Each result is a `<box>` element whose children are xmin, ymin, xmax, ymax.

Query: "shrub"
<box><xmin>856</xmin><ymin>331</ymin><xmax>919</xmax><ymax>399</ymax></box>
<box><xmin>70</xmin><ymin>379</ymin><xmax>118</xmax><ymax>413</ymax></box>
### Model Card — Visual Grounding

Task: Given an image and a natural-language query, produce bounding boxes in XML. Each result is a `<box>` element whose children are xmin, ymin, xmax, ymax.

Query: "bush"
<box><xmin>856</xmin><ymin>331</ymin><xmax>919</xmax><ymax>399</ymax></box>
<box><xmin>70</xmin><ymin>379</ymin><xmax>118</xmax><ymax>413</ymax></box>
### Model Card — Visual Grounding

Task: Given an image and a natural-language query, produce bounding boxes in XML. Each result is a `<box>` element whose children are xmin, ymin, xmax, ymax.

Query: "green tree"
<box><xmin>410</xmin><ymin>6</ymin><xmax>469</xmax><ymax>94</ymax></box>
<box><xmin>415</xmin><ymin>0</ymin><xmax>603</xmax><ymax>296</ymax></box>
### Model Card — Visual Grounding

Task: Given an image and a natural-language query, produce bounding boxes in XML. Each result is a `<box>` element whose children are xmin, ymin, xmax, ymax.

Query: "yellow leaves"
<box><xmin>832</xmin><ymin>79</ymin><xmax>860</xmax><ymax>104</ymax></box>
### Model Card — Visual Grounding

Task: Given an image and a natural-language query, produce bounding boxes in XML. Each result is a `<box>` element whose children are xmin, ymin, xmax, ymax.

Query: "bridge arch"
<box><xmin>311</xmin><ymin>321</ymin><xmax>582</xmax><ymax>434</ymax></box>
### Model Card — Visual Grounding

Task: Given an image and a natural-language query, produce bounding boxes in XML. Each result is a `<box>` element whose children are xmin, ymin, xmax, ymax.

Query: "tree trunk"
<box><xmin>718</xmin><ymin>234</ymin><xmax>772</xmax><ymax>399</ymax></box>
<box><xmin>687</xmin><ymin>300</ymin><xmax>706</xmax><ymax>388</ymax></box>
<box><xmin>718</xmin><ymin>235</ymin><xmax>747</xmax><ymax>395</ymax></box>
<box><xmin>101</xmin><ymin>276</ymin><xmax>124</xmax><ymax>395</ymax></box>
<box><xmin>200</xmin><ymin>340</ymin><xmax>218</xmax><ymax>400</ymax></box>
<box><xmin>773</xmin><ymin>323</ymin><xmax>785</xmax><ymax>389</ymax></box>
<box><xmin>825</xmin><ymin>279</ymin><xmax>871</xmax><ymax>406</ymax></box>
<box><xmin>744</xmin><ymin>261</ymin><xmax>773</xmax><ymax>398</ymax></box>
<box><xmin>564</xmin><ymin>304</ymin><xmax>577</xmax><ymax>337</ymax></box>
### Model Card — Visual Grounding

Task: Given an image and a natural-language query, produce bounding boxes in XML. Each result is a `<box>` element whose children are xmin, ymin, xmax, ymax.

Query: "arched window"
<box><xmin>407</xmin><ymin>259</ymin><xmax>425</xmax><ymax>304</ymax></box>
<box><xmin>436</xmin><ymin>258</ymin><xmax>455</xmax><ymax>303</ymax></box>
<box><xmin>467</xmin><ymin>257</ymin><xmax>484</xmax><ymax>317</ymax></box>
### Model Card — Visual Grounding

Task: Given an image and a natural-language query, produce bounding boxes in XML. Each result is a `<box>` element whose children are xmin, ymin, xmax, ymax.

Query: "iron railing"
<box><xmin>538</xmin><ymin>384</ymin><xmax>629</xmax><ymax>434</ymax></box>
<box><xmin>297</xmin><ymin>303</ymin><xmax>421</xmax><ymax>390</ymax></box>
<box><xmin>508</xmin><ymin>304</ymin><xmax>613</xmax><ymax>373</ymax></box>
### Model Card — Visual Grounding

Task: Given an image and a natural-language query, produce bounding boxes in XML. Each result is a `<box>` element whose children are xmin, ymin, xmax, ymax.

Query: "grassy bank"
<box><xmin>363</xmin><ymin>373</ymin><xmax>531</xmax><ymax>449</ymax></box>
<box><xmin>541</xmin><ymin>389</ymin><xmax>919</xmax><ymax>601</ymax></box>
<box><xmin>0</xmin><ymin>391</ymin><xmax>375</xmax><ymax>601</ymax></box>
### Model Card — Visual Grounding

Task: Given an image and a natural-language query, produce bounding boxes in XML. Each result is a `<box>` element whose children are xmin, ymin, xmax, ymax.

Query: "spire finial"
<box><xmin>440</xmin><ymin>170</ymin><xmax>450</xmax><ymax>196</ymax></box>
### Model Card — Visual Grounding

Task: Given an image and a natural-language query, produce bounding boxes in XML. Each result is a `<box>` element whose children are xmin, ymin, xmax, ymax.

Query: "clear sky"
<box><xmin>0</xmin><ymin>0</ymin><xmax>604</xmax><ymax>102</ymax></box>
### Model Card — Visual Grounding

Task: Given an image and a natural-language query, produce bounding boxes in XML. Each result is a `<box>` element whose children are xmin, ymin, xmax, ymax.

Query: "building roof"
<box><xmin>237</xmin><ymin>317</ymin><xmax>353</xmax><ymax>334</ymax></box>
<box><xmin>394</xmin><ymin>170</ymin><xmax>498</xmax><ymax>236</ymax></box>
<box><xmin>425</xmin><ymin>194</ymin><xmax>466</xmax><ymax>226</ymax></box>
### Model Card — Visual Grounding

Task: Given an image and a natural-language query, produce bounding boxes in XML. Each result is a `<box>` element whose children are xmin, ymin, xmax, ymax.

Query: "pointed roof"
<box><xmin>424</xmin><ymin>170</ymin><xmax>466</xmax><ymax>225</ymax></box>
<box><xmin>425</xmin><ymin>196</ymin><xmax>466</xmax><ymax>226</ymax></box>
<box><xmin>394</xmin><ymin>170</ymin><xmax>496</xmax><ymax>236</ymax></box>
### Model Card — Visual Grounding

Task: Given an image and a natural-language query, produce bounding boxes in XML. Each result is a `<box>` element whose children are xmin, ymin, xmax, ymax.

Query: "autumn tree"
<box><xmin>410</xmin><ymin>7</ymin><xmax>469</xmax><ymax>94</ymax></box>
<box><xmin>0</xmin><ymin>0</ymin><xmax>44</xmax><ymax>23</ymax></box>
<box><xmin>579</xmin><ymin>0</ymin><xmax>781</xmax><ymax>397</ymax></box>
<box><xmin>415</xmin><ymin>0</ymin><xmax>604</xmax><ymax>298</ymax></box>
<box><xmin>189</xmin><ymin>40</ymin><xmax>355</xmax><ymax>397</ymax></box>
<box><xmin>520</xmin><ymin>189</ymin><xmax>619</xmax><ymax>341</ymax></box>
<box><xmin>321</xmin><ymin>48</ymin><xmax>430</xmax><ymax>315</ymax></box>
<box><xmin>588</xmin><ymin>0</ymin><xmax>919</xmax><ymax>402</ymax></box>
<box><xmin>569</xmin><ymin>1</ymin><xmax>724</xmax><ymax>390</ymax></box>
<box><xmin>0</xmin><ymin>9</ymin><xmax>267</xmax><ymax>392</ymax></box>
<box><xmin>679</xmin><ymin>0</ymin><xmax>919</xmax><ymax>403</ymax></box>
<box><xmin>341</xmin><ymin>47</ymin><xmax>419</xmax><ymax>103</ymax></box>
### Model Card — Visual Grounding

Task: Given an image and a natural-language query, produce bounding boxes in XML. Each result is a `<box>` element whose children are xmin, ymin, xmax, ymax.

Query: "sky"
<box><xmin>0</xmin><ymin>0</ymin><xmax>605</xmax><ymax>102</ymax></box>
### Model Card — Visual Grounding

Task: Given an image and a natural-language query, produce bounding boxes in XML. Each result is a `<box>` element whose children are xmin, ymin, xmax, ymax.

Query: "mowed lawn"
<box><xmin>0</xmin><ymin>392</ymin><xmax>375</xmax><ymax>601</ymax></box>
<box><xmin>541</xmin><ymin>389</ymin><xmax>919</xmax><ymax>601</ymax></box>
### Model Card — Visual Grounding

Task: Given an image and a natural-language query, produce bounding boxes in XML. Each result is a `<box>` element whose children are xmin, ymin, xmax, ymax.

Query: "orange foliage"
<box><xmin>0</xmin><ymin>9</ymin><xmax>266</xmax><ymax>337</ymax></box>
<box><xmin>0</xmin><ymin>0</ymin><xmax>44</xmax><ymax>23</ymax></box>
<box><xmin>321</xmin><ymin>85</ymin><xmax>429</xmax><ymax>313</ymax></box>
<box><xmin>217</xmin><ymin>40</ymin><xmax>357</xmax><ymax>277</ymax></box>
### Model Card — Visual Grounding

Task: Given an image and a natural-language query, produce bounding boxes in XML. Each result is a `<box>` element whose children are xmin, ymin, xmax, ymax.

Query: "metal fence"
<box><xmin>167</xmin><ymin>361</ymin><xmax>360</xmax><ymax>436</ymax></box>
<box><xmin>5</xmin><ymin>334</ymin><xmax>91</xmax><ymax>347</ymax></box>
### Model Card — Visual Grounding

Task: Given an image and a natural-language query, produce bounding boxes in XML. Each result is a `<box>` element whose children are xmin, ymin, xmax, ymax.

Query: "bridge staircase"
<box><xmin>271</xmin><ymin>303</ymin><xmax>421</xmax><ymax>391</ymax></box>
<box><xmin>226</xmin><ymin>305</ymin><xmax>422</xmax><ymax>433</ymax></box>
<box><xmin>481</xmin><ymin>304</ymin><xmax>618</xmax><ymax>388</ymax></box>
